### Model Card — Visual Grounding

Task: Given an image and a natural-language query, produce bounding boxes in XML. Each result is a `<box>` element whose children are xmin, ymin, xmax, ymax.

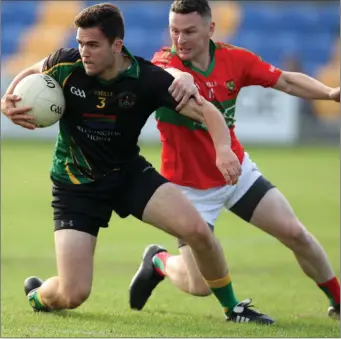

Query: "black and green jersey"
<box><xmin>42</xmin><ymin>47</ymin><xmax>178</xmax><ymax>185</ymax></box>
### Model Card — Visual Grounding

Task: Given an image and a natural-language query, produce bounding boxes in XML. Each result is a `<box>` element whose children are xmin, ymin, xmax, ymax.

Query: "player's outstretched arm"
<box><xmin>274</xmin><ymin>71</ymin><xmax>340</xmax><ymax>102</ymax></box>
<box><xmin>179</xmin><ymin>98</ymin><xmax>241</xmax><ymax>185</ymax></box>
<box><xmin>1</xmin><ymin>58</ymin><xmax>47</xmax><ymax>130</ymax></box>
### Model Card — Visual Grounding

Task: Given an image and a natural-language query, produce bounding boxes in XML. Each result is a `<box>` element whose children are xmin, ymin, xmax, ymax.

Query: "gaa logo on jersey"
<box><xmin>226</xmin><ymin>80</ymin><xmax>236</xmax><ymax>93</ymax></box>
<box><xmin>117</xmin><ymin>92</ymin><xmax>136</xmax><ymax>109</ymax></box>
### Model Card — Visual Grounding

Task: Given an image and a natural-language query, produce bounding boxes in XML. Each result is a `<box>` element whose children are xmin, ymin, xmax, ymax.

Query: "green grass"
<box><xmin>1</xmin><ymin>140</ymin><xmax>340</xmax><ymax>337</ymax></box>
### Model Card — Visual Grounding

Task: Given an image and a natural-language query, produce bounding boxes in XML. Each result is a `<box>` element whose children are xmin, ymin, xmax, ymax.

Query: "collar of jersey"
<box><xmin>96</xmin><ymin>45</ymin><xmax>139</xmax><ymax>85</ymax></box>
<box><xmin>171</xmin><ymin>39</ymin><xmax>216</xmax><ymax>77</ymax></box>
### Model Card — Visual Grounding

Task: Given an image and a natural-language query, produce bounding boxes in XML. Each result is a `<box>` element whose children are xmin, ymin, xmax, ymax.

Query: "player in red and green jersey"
<box><xmin>129</xmin><ymin>0</ymin><xmax>340</xmax><ymax>321</ymax></box>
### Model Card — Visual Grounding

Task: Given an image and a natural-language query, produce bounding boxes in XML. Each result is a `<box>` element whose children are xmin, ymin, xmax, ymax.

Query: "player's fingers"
<box><xmin>226</xmin><ymin>170</ymin><xmax>237</xmax><ymax>185</ymax></box>
<box><xmin>169</xmin><ymin>79</ymin><xmax>182</xmax><ymax>94</ymax></box>
<box><xmin>237</xmin><ymin>165</ymin><xmax>242</xmax><ymax>176</ymax></box>
<box><xmin>175</xmin><ymin>88</ymin><xmax>187</xmax><ymax>103</ymax></box>
<box><xmin>168</xmin><ymin>81</ymin><xmax>176</xmax><ymax>93</ymax></box>
<box><xmin>226</xmin><ymin>166</ymin><xmax>240</xmax><ymax>185</ymax></box>
<box><xmin>176</xmin><ymin>93</ymin><xmax>191</xmax><ymax>111</ymax></box>
<box><xmin>14</xmin><ymin>120</ymin><xmax>36</xmax><ymax>130</ymax></box>
<box><xmin>11</xmin><ymin>114</ymin><xmax>34</xmax><ymax>121</ymax></box>
<box><xmin>171</xmin><ymin>86</ymin><xmax>181</xmax><ymax>101</ymax></box>
<box><xmin>231</xmin><ymin>177</ymin><xmax>238</xmax><ymax>185</ymax></box>
<box><xmin>221</xmin><ymin>168</ymin><xmax>232</xmax><ymax>185</ymax></box>
<box><xmin>233</xmin><ymin>168</ymin><xmax>241</xmax><ymax>182</ymax></box>
<box><xmin>7</xmin><ymin>106</ymin><xmax>32</xmax><ymax>116</ymax></box>
<box><xmin>234</xmin><ymin>161</ymin><xmax>242</xmax><ymax>176</ymax></box>
<box><xmin>229</xmin><ymin>161</ymin><xmax>241</xmax><ymax>177</ymax></box>
<box><xmin>6</xmin><ymin>94</ymin><xmax>21</xmax><ymax>102</ymax></box>
<box><xmin>194</xmin><ymin>92</ymin><xmax>203</xmax><ymax>105</ymax></box>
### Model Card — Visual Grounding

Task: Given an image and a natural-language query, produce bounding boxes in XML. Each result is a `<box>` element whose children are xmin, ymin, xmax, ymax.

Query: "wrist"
<box><xmin>328</xmin><ymin>88</ymin><xmax>335</xmax><ymax>100</ymax></box>
<box><xmin>214</xmin><ymin>143</ymin><xmax>232</xmax><ymax>153</ymax></box>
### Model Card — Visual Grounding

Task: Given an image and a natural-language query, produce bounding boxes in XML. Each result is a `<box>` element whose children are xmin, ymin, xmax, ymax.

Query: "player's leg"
<box><xmin>162</xmin><ymin>235</ymin><xmax>213</xmax><ymax>296</ymax></box>
<box><xmin>126</xmin><ymin>160</ymin><xmax>274</xmax><ymax>324</ymax></box>
<box><xmin>25</xmin><ymin>183</ymin><xmax>111</xmax><ymax>312</ymax></box>
<box><xmin>26</xmin><ymin>226</ymin><xmax>97</xmax><ymax>311</ymax></box>
<box><xmin>227</xmin><ymin>153</ymin><xmax>340</xmax><ymax>318</ymax></box>
<box><xmin>249</xmin><ymin>189</ymin><xmax>340</xmax><ymax>318</ymax></box>
<box><xmin>152</xmin><ymin>186</ymin><xmax>223</xmax><ymax>296</ymax></box>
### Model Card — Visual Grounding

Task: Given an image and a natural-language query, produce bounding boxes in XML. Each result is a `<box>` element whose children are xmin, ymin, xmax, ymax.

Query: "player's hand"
<box><xmin>168</xmin><ymin>72</ymin><xmax>203</xmax><ymax>111</ymax></box>
<box><xmin>1</xmin><ymin>94</ymin><xmax>36</xmax><ymax>130</ymax></box>
<box><xmin>329</xmin><ymin>87</ymin><xmax>340</xmax><ymax>102</ymax></box>
<box><xmin>215</xmin><ymin>145</ymin><xmax>242</xmax><ymax>185</ymax></box>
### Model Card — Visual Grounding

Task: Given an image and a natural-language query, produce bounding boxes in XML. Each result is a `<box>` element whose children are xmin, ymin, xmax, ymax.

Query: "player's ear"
<box><xmin>112</xmin><ymin>38</ymin><xmax>123</xmax><ymax>53</ymax></box>
<box><xmin>209</xmin><ymin>22</ymin><xmax>215</xmax><ymax>38</ymax></box>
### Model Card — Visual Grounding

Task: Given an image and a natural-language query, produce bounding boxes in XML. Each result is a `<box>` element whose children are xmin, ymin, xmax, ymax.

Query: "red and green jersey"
<box><xmin>152</xmin><ymin>40</ymin><xmax>282</xmax><ymax>189</ymax></box>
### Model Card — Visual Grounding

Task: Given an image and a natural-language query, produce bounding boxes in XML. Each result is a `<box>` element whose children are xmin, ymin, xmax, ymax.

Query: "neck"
<box><xmin>98</xmin><ymin>53</ymin><xmax>131</xmax><ymax>81</ymax></box>
<box><xmin>189</xmin><ymin>45</ymin><xmax>211</xmax><ymax>72</ymax></box>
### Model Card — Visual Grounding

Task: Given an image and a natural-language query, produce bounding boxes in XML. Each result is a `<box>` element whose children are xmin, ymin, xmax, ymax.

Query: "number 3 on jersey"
<box><xmin>96</xmin><ymin>97</ymin><xmax>106</xmax><ymax>109</ymax></box>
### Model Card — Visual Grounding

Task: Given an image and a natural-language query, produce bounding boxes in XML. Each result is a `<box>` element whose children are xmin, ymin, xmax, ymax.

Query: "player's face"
<box><xmin>76</xmin><ymin>27</ymin><xmax>122</xmax><ymax>77</ymax></box>
<box><xmin>169</xmin><ymin>12</ymin><xmax>214</xmax><ymax>61</ymax></box>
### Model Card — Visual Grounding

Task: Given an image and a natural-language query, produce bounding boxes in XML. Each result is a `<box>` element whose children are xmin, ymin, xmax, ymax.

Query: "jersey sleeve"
<box><xmin>232</xmin><ymin>48</ymin><xmax>282</xmax><ymax>88</ymax></box>
<box><xmin>151</xmin><ymin>47</ymin><xmax>186</xmax><ymax>72</ymax></box>
<box><xmin>151</xmin><ymin>48</ymin><xmax>172</xmax><ymax>69</ymax></box>
<box><xmin>146</xmin><ymin>64</ymin><xmax>178</xmax><ymax>111</ymax></box>
<box><xmin>42</xmin><ymin>48</ymin><xmax>80</xmax><ymax>87</ymax></box>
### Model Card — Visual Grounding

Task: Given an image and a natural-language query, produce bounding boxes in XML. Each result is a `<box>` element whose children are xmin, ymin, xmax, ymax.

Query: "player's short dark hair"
<box><xmin>170</xmin><ymin>0</ymin><xmax>212</xmax><ymax>20</ymax></box>
<box><xmin>74</xmin><ymin>3</ymin><xmax>125</xmax><ymax>42</ymax></box>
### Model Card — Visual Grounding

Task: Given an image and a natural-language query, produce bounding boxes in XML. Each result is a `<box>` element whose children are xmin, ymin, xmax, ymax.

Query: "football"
<box><xmin>13</xmin><ymin>74</ymin><xmax>65</xmax><ymax>128</ymax></box>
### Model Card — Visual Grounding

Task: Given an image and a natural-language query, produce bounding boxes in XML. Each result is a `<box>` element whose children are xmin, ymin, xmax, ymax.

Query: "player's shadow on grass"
<box><xmin>52</xmin><ymin>308</ymin><xmax>339</xmax><ymax>334</ymax></box>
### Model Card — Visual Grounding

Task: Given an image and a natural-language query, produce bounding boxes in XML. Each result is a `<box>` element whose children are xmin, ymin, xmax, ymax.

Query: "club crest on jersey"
<box><xmin>117</xmin><ymin>92</ymin><xmax>136</xmax><ymax>109</ymax></box>
<box><xmin>226</xmin><ymin>80</ymin><xmax>235</xmax><ymax>92</ymax></box>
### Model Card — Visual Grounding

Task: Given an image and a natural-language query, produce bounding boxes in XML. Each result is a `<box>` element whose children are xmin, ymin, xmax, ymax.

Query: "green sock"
<box><xmin>27</xmin><ymin>288</ymin><xmax>49</xmax><ymax>312</ymax></box>
<box><xmin>206</xmin><ymin>274</ymin><xmax>239</xmax><ymax>316</ymax></box>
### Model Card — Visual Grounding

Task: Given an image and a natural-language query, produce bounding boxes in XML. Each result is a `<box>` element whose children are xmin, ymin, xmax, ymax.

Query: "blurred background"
<box><xmin>1</xmin><ymin>0</ymin><xmax>340</xmax><ymax>145</ymax></box>
<box><xmin>1</xmin><ymin>3</ymin><xmax>339</xmax><ymax>336</ymax></box>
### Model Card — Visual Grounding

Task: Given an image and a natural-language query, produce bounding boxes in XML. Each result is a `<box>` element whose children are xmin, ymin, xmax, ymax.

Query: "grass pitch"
<box><xmin>1</xmin><ymin>140</ymin><xmax>339</xmax><ymax>337</ymax></box>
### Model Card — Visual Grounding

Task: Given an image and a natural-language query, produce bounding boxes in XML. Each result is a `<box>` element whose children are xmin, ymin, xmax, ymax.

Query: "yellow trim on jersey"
<box><xmin>65</xmin><ymin>157</ymin><xmax>81</xmax><ymax>184</ymax></box>
<box><xmin>43</xmin><ymin>59</ymin><xmax>82</xmax><ymax>75</ymax></box>
<box><xmin>62</xmin><ymin>71</ymin><xmax>73</xmax><ymax>88</ymax></box>
<box><xmin>70</xmin><ymin>137</ymin><xmax>92</xmax><ymax>171</ymax></box>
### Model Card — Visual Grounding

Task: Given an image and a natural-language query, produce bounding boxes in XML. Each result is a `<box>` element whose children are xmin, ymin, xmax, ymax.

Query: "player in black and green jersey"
<box><xmin>0</xmin><ymin>3</ymin><xmax>261</xmax><ymax>322</ymax></box>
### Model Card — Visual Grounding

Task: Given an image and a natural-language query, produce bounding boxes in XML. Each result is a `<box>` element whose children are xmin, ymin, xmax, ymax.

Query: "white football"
<box><xmin>13</xmin><ymin>74</ymin><xmax>65</xmax><ymax>128</ymax></box>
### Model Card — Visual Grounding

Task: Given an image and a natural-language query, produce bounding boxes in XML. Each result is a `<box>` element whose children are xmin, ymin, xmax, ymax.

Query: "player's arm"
<box><xmin>179</xmin><ymin>97</ymin><xmax>242</xmax><ymax>185</ymax></box>
<box><xmin>273</xmin><ymin>72</ymin><xmax>340</xmax><ymax>102</ymax></box>
<box><xmin>149</xmin><ymin>66</ymin><xmax>241</xmax><ymax>184</ymax></box>
<box><xmin>180</xmin><ymin>97</ymin><xmax>231</xmax><ymax>147</ymax></box>
<box><xmin>236</xmin><ymin>47</ymin><xmax>340</xmax><ymax>102</ymax></box>
<box><xmin>1</xmin><ymin>48</ymin><xmax>79</xmax><ymax>130</ymax></box>
<box><xmin>4</xmin><ymin>59</ymin><xmax>46</xmax><ymax>97</ymax></box>
<box><xmin>0</xmin><ymin>59</ymin><xmax>46</xmax><ymax>130</ymax></box>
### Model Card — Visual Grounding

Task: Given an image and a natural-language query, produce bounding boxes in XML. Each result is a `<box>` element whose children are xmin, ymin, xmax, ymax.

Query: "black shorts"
<box><xmin>230</xmin><ymin>175</ymin><xmax>275</xmax><ymax>222</ymax></box>
<box><xmin>52</xmin><ymin>156</ymin><xmax>167</xmax><ymax>237</ymax></box>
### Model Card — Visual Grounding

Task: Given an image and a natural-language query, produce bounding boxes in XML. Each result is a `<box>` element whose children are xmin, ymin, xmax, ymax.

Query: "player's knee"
<box><xmin>281</xmin><ymin>219</ymin><xmax>312</xmax><ymax>249</ymax></box>
<box><xmin>181</xmin><ymin>219</ymin><xmax>213</xmax><ymax>250</ymax></box>
<box><xmin>61</xmin><ymin>285</ymin><xmax>91</xmax><ymax>309</ymax></box>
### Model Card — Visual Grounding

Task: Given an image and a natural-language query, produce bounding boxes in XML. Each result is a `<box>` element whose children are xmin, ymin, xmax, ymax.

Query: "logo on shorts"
<box><xmin>60</xmin><ymin>220</ymin><xmax>74</xmax><ymax>228</ymax></box>
<box><xmin>117</xmin><ymin>92</ymin><xmax>136</xmax><ymax>109</ymax></box>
